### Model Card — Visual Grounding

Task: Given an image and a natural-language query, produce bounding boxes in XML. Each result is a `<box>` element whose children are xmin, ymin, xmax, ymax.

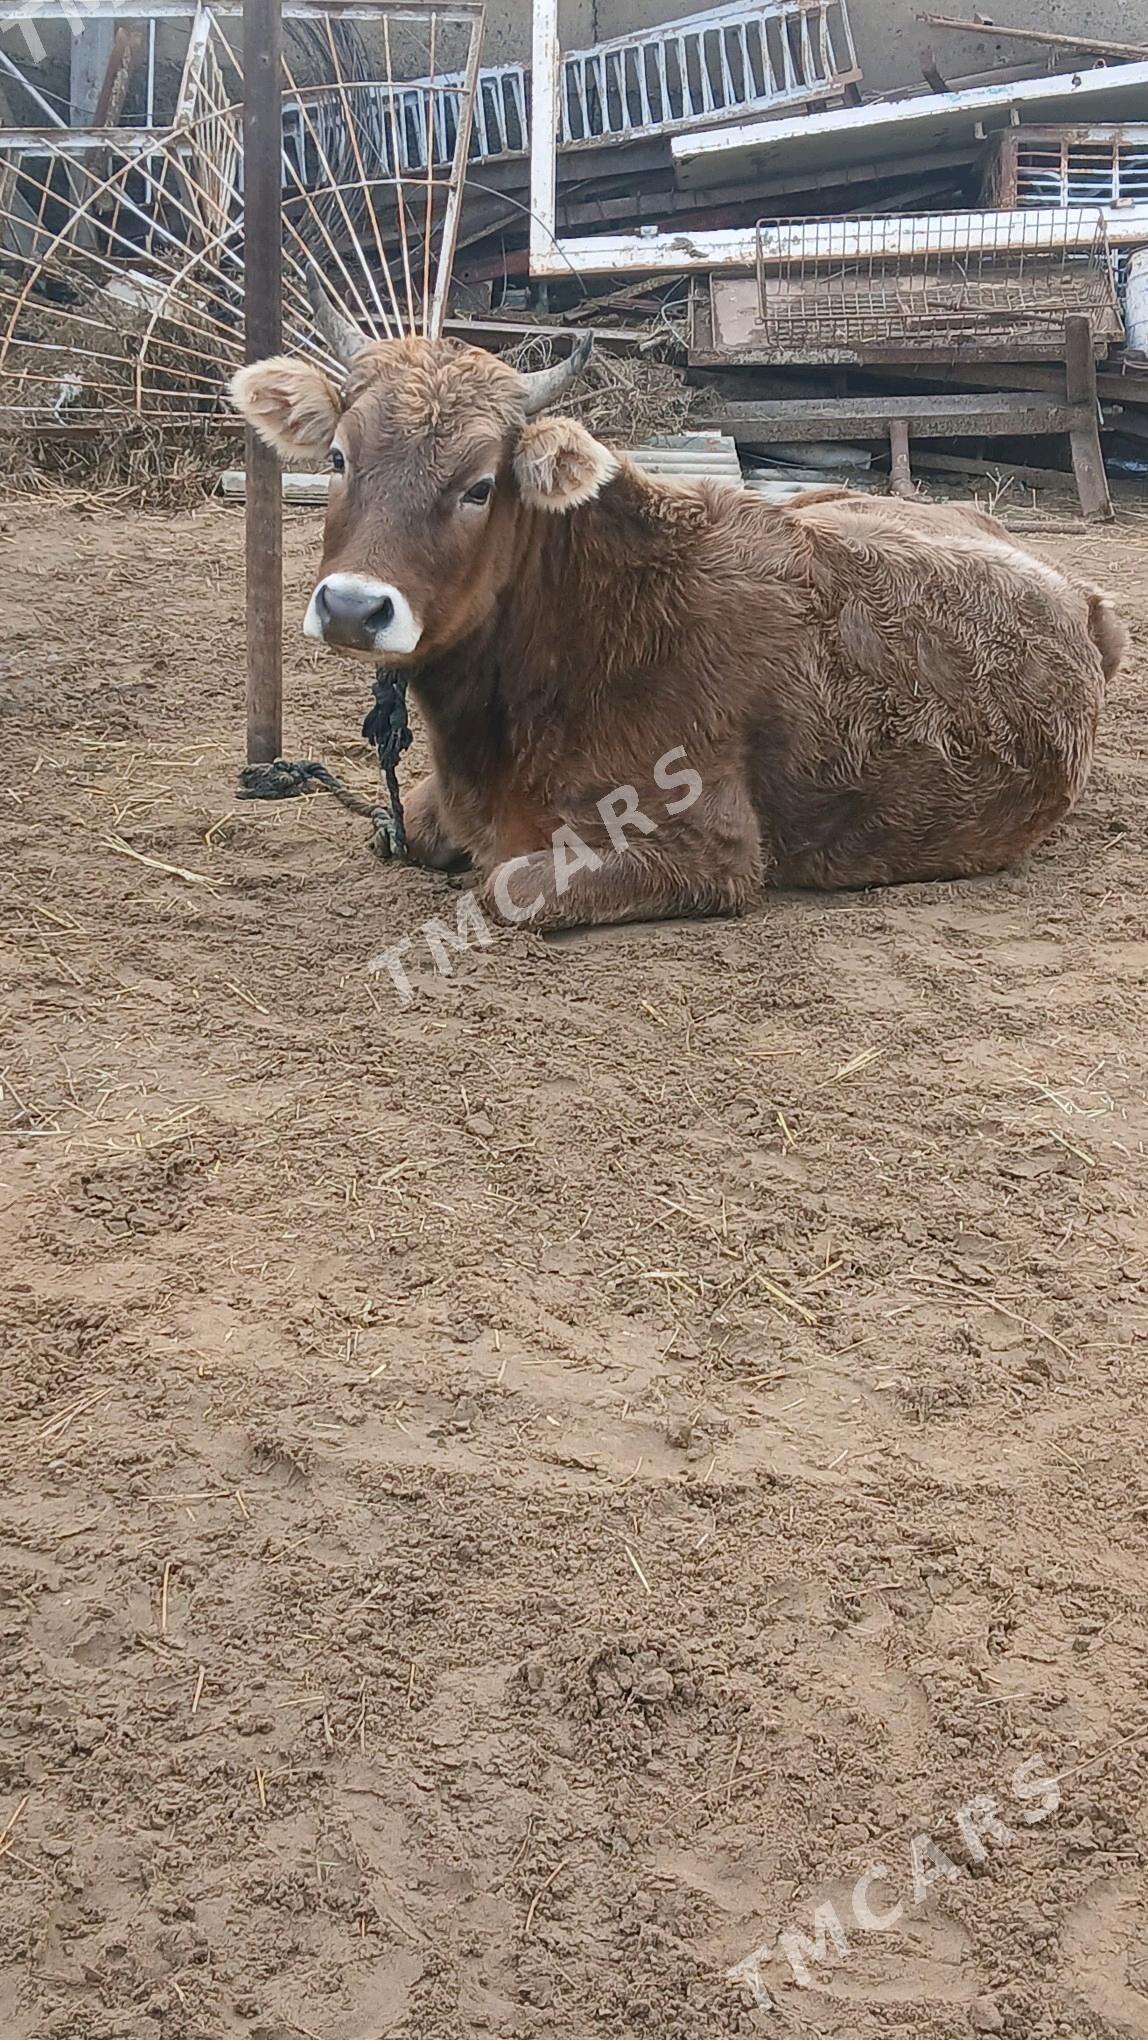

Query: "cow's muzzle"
<box><xmin>304</xmin><ymin>572</ymin><xmax>423</xmax><ymax>657</ymax></box>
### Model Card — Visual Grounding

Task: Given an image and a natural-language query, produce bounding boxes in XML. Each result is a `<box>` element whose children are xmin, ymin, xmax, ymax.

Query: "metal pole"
<box><xmin>243</xmin><ymin>0</ymin><xmax>283</xmax><ymax>763</ymax></box>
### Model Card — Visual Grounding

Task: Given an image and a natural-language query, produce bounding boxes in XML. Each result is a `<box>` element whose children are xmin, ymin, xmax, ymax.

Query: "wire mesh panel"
<box><xmin>755</xmin><ymin>208</ymin><xmax>1122</xmax><ymax>359</ymax></box>
<box><xmin>0</xmin><ymin>0</ymin><xmax>485</xmax><ymax>429</ymax></box>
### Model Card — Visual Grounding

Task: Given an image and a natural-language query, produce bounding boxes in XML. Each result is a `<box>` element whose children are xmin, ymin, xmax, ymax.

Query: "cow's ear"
<box><xmin>513</xmin><ymin>417</ymin><xmax>618</xmax><ymax>514</ymax></box>
<box><xmin>229</xmin><ymin>356</ymin><xmax>341</xmax><ymax>459</ymax></box>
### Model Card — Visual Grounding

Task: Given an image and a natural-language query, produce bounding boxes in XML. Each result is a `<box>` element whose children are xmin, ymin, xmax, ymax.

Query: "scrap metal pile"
<box><xmin>2</xmin><ymin>0</ymin><xmax>1148</xmax><ymax>512</ymax></box>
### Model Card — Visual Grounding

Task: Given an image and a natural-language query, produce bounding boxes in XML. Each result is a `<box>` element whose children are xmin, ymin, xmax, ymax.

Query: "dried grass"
<box><xmin>0</xmin><ymin>423</ymin><xmax>234</xmax><ymax>510</ymax></box>
<box><xmin>503</xmin><ymin>333</ymin><xmax>695</xmax><ymax>446</ymax></box>
<box><xmin>0</xmin><ymin>328</ymin><xmax>694</xmax><ymax>510</ymax></box>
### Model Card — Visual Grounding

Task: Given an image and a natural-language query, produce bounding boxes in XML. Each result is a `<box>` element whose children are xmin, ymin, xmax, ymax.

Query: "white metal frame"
<box><xmin>528</xmin><ymin>0</ymin><xmax>859</xmax><ymax>278</ymax></box>
<box><xmin>526</xmin><ymin>45</ymin><xmax>1148</xmax><ymax>280</ymax></box>
<box><xmin>528</xmin><ymin>204</ymin><xmax>1148</xmax><ymax>282</ymax></box>
<box><xmin>0</xmin><ymin>0</ymin><xmax>487</xmax><ymax>429</ymax></box>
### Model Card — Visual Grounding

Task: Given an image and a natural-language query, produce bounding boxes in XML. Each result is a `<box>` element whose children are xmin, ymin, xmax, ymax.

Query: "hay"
<box><xmin>0</xmin><ymin>321</ymin><xmax>695</xmax><ymax>509</ymax></box>
<box><xmin>503</xmin><ymin>332</ymin><xmax>695</xmax><ymax>446</ymax></box>
<box><xmin>0</xmin><ymin>424</ymin><xmax>235</xmax><ymax>510</ymax></box>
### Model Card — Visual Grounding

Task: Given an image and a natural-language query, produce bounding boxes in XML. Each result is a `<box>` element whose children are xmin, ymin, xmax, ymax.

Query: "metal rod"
<box><xmin>529</xmin><ymin>0</ymin><xmax>560</xmax><ymax>273</ymax></box>
<box><xmin>243</xmin><ymin>0</ymin><xmax>283</xmax><ymax>764</ymax></box>
<box><xmin>916</xmin><ymin>12</ymin><xmax>1148</xmax><ymax>62</ymax></box>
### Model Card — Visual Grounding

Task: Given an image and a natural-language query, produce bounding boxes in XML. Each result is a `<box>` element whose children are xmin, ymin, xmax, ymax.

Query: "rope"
<box><xmin>237</xmin><ymin>665</ymin><xmax>413</xmax><ymax>859</ymax></box>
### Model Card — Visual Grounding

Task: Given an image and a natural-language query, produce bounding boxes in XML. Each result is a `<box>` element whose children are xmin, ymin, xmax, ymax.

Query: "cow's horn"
<box><xmin>517</xmin><ymin>333</ymin><xmax>593</xmax><ymax>417</ymax></box>
<box><xmin>306</xmin><ymin>260</ymin><xmax>367</xmax><ymax>365</ymax></box>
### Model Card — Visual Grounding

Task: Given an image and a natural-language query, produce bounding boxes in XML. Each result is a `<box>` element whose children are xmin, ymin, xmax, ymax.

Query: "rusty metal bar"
<box><xmin>243</xmin><ymin>0</ymin><xmax>283</xmax><ymax>764</ymax></box>
<box><xmin>916</xmin><ymin>13</ymin><xmax>1148</xmax><ymax>63</ymax></box>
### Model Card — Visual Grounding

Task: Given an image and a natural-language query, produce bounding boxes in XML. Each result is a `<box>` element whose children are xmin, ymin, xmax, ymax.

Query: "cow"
<box><xmin>229</xmin><ymin>301</ymin><xmax>1127</xmax><ymax>933</ymax></box>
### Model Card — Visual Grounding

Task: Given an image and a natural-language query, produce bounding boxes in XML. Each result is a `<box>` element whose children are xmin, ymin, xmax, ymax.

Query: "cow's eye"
<box><xmin>330</xmin><ymin>446</ymin><xmax>346</xmax><ymax>475</ymax></box>
<box><xmin>462</xmin><ymin>476</ymin><xmax>494</xmax><ymax>507</ymax></box>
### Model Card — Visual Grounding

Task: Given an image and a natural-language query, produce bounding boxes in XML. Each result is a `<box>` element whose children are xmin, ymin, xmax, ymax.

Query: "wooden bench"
<box><xmin>692</xmin><ymin>315</ymin><xmax>1112</xmax><ymax>520</ymax></box>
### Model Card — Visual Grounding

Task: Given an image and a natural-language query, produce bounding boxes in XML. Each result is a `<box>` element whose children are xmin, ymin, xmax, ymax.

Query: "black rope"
<box><xmin>237</xmin><ymin>664</ymin><xmax>414</xmax><ymax>859</ymax></box>
<box><xmin>361</xmin><ymin>666</ymin><xmax>413</xmax><ymax>856</ymax></box>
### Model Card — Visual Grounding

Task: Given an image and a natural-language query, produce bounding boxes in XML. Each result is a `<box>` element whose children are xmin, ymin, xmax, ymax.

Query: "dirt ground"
<box><xmin>2</xmin><ymin>490</ymin><xmax>1148</xmax><ymax>2040</ymax></box>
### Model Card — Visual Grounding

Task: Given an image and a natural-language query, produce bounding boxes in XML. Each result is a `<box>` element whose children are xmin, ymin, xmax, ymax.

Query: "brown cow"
<box><xmin>230</xmin><ymin>317</ymin><xmax>1126</xmax><ymax>932</ymax></box>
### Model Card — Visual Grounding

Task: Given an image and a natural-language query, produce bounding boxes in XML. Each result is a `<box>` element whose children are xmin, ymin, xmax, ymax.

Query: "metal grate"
<box><xmin>290</xmin><ymin>0</ymin><xmax>860</xmax><ymax>175</ymax></box>
<box><xmin>990</xmin><ymin>126</ymin><xmax>1148</xmax><ymax>211</ymax></box>
<box><xmin>560</xmin><ymin>0</ymin><xmax>858</xmax><ymax>146</ymax></box>
<box><xmin>283</xmin><ymin>58</ymin><xmax>528</xmax><ymax>175</ymax></box>
<box><xmin>755</xmin><ymin>208</ymin><xmax>1122</xmax><ymax>356</ymax></box>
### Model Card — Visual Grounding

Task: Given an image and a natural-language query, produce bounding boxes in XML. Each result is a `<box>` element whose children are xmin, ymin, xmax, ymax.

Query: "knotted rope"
<box><xmin>237</xmin><ymin>666</ymin><xmax>413</xmax><ymax>858</ymax></box>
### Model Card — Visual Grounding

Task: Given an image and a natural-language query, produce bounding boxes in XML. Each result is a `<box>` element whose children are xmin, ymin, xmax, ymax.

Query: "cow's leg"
<box><xmin>399</xmin><ymin>774</ymin><xmax>471</xmax><ymax>870</ymax></box>
<box><xmin>482</xmin><ymin>788</ymin><xmax>762</xmax><ymax>931</ymax></box>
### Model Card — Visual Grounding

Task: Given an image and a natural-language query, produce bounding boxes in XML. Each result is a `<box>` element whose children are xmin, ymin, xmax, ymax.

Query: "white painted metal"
<box><xmin>529</xmin><ymin>0</ymin><xmax>559</xmax><ymax>274</ymax></box>
<box><xmin>532</xmin><ymin>205</ymin><xmax>1148</xmax><ymax>280</ymax></box>
<box><xmin>528</xmin><ymin>0</ymin><xmax>860</xmax><ymax>279</ymax></box>
<box><xmin>559</xmin><ymin>0</ymin><xmax>857</xmax><ymax>147</ymax></box>
<box><xmin>1008</xmin><ymin>127</ymin><xmax>1148</xmax><ymax>211</ymax></box>
<box><xmin>1125</xmin><ymin>248</ymin><xmax>1148</xmax><ymax>356</ymax></box>
<box><xmin>672</xmin><ymin>58</ymin><xmax>1148</xmax><ymax>190</ymax></box>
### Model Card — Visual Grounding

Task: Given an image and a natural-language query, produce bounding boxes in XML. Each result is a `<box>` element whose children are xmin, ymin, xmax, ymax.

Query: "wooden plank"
<box><xmin>444</xmin><ymin>315</ymin><xmax>652</xmax><ymax>351</ymax></box>
<box><xmin>692</xmin><ymin>396</ymin><xmax>1082</xmax><ymax>441</ymax></box>
<box><xmin>69</xmin><ymin>19</ymin><xmax>116</xmax><ymax>125</ymax></box>
<box><xmin>888</xmin><ymin>418</ymin><xmax>914</xmax><ymax>499</ymax></box>
<box><xmin>690</xmin><ymin>341</ymin><xmax>1081</xmax><ymax>368</ymax></box>
<box><xmin>93</xmin><ymin>25</ymin><xmax>143</xmax><ymax>126</ymax></box>
<box><xmin>847</xmin><ymin>360</ymin><xmax>1148</xmax><ymax>405</ymax></box>
<box><xmin>911</xmin><ymin>449</ymin><xmax>1080</xmax><ymax>488</ymax></box>
<box><xmin>1065</xmin><ymin>311</ymin><xmax>1113</xmax><ymax>519</ymax></box>
<box><xmin>242</xmin><ymin>0</ymin><xmax>283</xmax><ymax>766</ymax></box>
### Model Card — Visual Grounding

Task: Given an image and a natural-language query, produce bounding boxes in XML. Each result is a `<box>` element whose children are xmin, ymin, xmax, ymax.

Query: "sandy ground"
<box><xmin>2</xmin><ymin>492</ymin><xmax>1148</xmax><ymax>2040</ymax></box>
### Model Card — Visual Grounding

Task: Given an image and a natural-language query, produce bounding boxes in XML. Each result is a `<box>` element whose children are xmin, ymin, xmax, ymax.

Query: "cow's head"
<box><xmin>229</xmin><ymin>284</ymin><xmax>612</xmax><ymax>665</ymax></box>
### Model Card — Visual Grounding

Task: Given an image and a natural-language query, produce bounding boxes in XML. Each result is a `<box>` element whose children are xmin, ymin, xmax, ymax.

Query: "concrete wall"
<box><xmin>3</xmin><ymin>0</ymin><xmax>1138</xmax><ymax>122</ymax></box>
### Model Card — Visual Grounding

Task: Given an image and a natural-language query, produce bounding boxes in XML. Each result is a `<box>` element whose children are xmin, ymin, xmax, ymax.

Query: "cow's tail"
<box><xmin>1086</xmin><ymin>590</ymin><xmax>1129</xmax><ymax>684</ymax></box>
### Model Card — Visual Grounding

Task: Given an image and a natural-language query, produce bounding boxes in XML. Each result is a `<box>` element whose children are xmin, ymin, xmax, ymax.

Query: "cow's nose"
<box><xmin>303</xmin><ymin>573</ymin><xmax>422</xmax><ymax>656</ymax></box>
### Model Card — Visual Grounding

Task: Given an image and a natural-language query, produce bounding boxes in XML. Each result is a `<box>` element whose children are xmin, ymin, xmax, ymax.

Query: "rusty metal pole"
<box><xmin>243</xmin><ymin>0</ymin><xmax>283</xmax><ymax>762</ymax></box>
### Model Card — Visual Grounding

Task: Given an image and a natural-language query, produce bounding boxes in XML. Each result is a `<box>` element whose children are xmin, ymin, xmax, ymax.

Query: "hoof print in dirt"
<box><xmin>247</xmin><ymin>1425</ymin><xmax>314</xmax><ymax>1482</ymax></box>
<box><xmin>587</xmin><ymin>1638</ymin><xmax>696</xmax><ymax>1715</ymax></box>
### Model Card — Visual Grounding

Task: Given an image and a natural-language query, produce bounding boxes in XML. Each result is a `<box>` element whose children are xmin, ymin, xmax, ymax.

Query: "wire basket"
<box><xmin>755</xmin><ymin>207</ymin><xmax>1122</xmax><ymax>357</ymax></box>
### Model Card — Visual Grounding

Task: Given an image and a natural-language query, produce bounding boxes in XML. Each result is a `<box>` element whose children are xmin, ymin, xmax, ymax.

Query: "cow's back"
<box><xmin>743</xmin><ymin>492</ymin><xmax>1109</xmax><ymax>888</ymax></box>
